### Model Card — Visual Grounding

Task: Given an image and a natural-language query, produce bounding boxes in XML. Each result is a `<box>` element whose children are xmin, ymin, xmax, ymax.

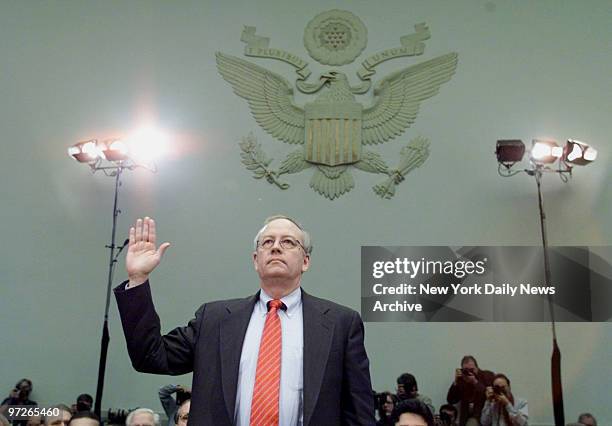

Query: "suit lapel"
<box><xmin>302</xmin><ymin>290</ymin><xmax>334</xmax><ymax>426</ymax></box>
<box><xmin>219</xmin><ymin>292</ymin><xmax>258</xmax><ymax>423</ymax></box>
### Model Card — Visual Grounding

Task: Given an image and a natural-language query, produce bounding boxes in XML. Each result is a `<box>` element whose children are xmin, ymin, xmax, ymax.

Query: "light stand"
<box><xmin>68</xmin><ymin>139</ymin><xmax>157</xmax><ymax>418</ymax></box>
<box><xmin>496</xmin><ymin>138</ymin><xmax>598</xmax><ymax>426</ymax></box>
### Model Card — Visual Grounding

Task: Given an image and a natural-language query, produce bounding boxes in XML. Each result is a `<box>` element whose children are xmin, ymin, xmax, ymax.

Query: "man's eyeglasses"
<box><xmin>258</xmin><ymin>236</ymin><xmax>306</xmax><ymax>252</ymax></box>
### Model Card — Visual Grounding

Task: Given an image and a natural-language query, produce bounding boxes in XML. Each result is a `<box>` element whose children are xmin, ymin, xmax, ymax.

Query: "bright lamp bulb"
<box><xmin>531</xmin><ymin>140</ymin><xmax>561</xmax><ymax>164</ymax></box>
<box><xmin>126</xmin><ymin>127</ymin><xmax>168</xmax><ymax>162</ymax></box>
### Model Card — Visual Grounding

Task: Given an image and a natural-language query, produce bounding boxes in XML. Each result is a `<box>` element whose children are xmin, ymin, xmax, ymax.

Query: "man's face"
<box><xmin>17</xmin><ymin>380</ymin><xmax>32</xmax><ymax>398</ymax></box>
<box><xmin>45</xmin><ymin>410</ymin><xmax>71</xmax><ymax>426</ymax></box>
<box><xmin>461</xmin><ymin>360</ymin><xmax>478</xmax><ymax>376</ymax></box>
<box><xmin>396</xmin><ymin>412</ymin><xmax>427</xmax><ymax>426</ymax></box>
<box><xmin>128</xmin><ymin>412</ymin><xmax>155</xmax><ymax>426</ymax></box>
<box><xmin>253</xmin><ymin>219</ymin><xmax>310</xmax><ymax>284</ymax></box>
<box><xmin>176</xmin><ymin>400</ymin><xmax>190</xmax><ymax>426</ymax></box>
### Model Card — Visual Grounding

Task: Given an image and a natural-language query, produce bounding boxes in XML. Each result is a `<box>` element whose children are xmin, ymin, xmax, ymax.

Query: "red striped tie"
<box><xmin>250</xmin><ymin>299</ymin><xmax>284</xmax><ymax>426</ymax></box>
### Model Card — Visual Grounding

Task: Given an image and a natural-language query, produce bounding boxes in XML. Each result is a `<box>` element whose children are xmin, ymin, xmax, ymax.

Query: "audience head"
<box><xmin>492</xmin><ymin>373</ymin><xmax>512</xmax><ymax>397</ymax></box>
<box><xmin>15</xmin><ymin>378</ymin><xmax>33</xmax><ymax>400</ymax></box>
<box><xmin>75</xmin><ymin>394</ymin><xmax>93</xmax><ymax>413</ymax></box>
<box><xmin>44</xmin><ymin>404</ymin><xmax>72</xmax><ymax>426</ymax></box>
<box><xmin>125</xmin><ymin>408</ymin><xmax>160</xmax><ymax>426</ymax></box>
<box><xmin>396</xmin><ymin>373</ymin><xmax>418</xmax><ymax>400</ymax></box>
<box><xmin>577</xmin><ymin>413</ymin><xmax>597</xmax><ymax>426</ymax></box>
<box><xmin>68</xmin><ymin>411</ymin><xmax>99</xmax><ymax>426</ymax></box>
<box><xmin>27</xmin><ymin>415</ymin><xmax>42</xmax><ymax>426</ymax></box>
<box><xmin>460</xmin><ymin>355</ymin><xmax>479</xmax><ymax>375</ymax></box>
<box><xmin>392</xmin><ymin>399</ymin><xmax>434</xmax><ymax>426</ymax></box>
<box><xmin>375</xmin><ymin>391</ymin><xmax>397</xmax><ymax>419</ymax></box>
<box><xmin>438</xmin><ymin>404</ymin><xmax>457</xmax><ymax>425</ymax></box>
<box><xmin>174</xmin><ymin>399</ymin><xmax>191</xmax><ymax>426</ymax></box>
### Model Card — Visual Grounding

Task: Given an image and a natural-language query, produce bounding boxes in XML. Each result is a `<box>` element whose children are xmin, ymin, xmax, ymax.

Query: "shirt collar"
<box><xmin>258</xmin><ymin>285</ymin><xmax>302</xmax><ymax>317</ymax></box>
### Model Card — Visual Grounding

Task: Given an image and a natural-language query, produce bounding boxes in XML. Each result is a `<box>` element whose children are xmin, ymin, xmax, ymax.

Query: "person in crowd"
<box><xmin>67</xmin><ymin>412</ymin><xmax>99</xmax><ymax>426</ymax></box>
<box><xmin>481</xmin><ymin>373</ymin><xmax>527</xmax><ymax>426</ymax></box>
<box><xmin>0</xmin><ymin>379</ymin><xmax>38</xmax><ymax>426</ymax></box>
<box><xmin>71</xmin><ymin>395</ymin><xmax>93</xmax><ymax>414</ymax></box>
<box><xmin>26</xmin><ymin>415</ymin><xmax>42</xmax><ymax>426</ymax></box>
<box><xmin>174</xmin><ymin>400</ymin><xmax>190</xmax><ymax>426</ymax></box>
<box><xmin>115</xmin><ymin>215</ymin><xmax>376</xmax><ymax>425</ymax></box>
<box><xmin>577</xmin><ymin>413</ymin><xmax>597</xmax><ymax>426</ymax></box>
<box><xmin>43</xmin><ymin>404</ymin><xmax>72</xmax><ymax>426</ymax></box>
<box><xmin>392</xmin><ymin>399</ymin><xmax>435</xmax><ymax>426</ymax></box>
<box><xmin>125</xmin><ymin>408</ymin><xmax>160</xmax><ymax>426</ymax></box>
<box><xmin>158</xmin><ymin>385</ymin><xmax>190</xmax><ymax>426</ymax></box>
<box><xmin>447</xmin><ymin>355</ymin><xmax>495</xmax><ymax>426</ymax></box>
<box><xmin>376</xmin><ymin>392</ymin><xmax>397</xmax><ymax>426</ymax></box>
<box><xmin>436</xmin><ymin>404</ymin><xmax>458</xmax><ymax>426</ymax></box>
<box><xmin>396</xmin><ymin>373</ymin><xmax>435</xmax><ymax>416</ymax></box>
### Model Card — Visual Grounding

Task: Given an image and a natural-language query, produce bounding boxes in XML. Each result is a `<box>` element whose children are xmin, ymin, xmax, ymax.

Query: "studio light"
<box><xmin>496</xmin><ymin>139</ymin><xmax>525</xmax><ymax>167</ymax></box>
<box><xmin>99</xmin><ymin>139</ymin><xmax>130</xmax><ymax>162</ymax></box>
<box><xmin>495</xmin><ymin>134</ymin><xmax>598</xmax><ymax>426</ymax></box>
<box><xmin>563</xmin><ymin>139</ymin><xmax>598</xmax><ymax>166</ymax></box>
<box><xmin>67</xmin><ymin>139</ymin><xmax>101</xmax><ymax>163</ymax></box>
<box><xmin>531</xmin><ymin>139</ymin><xmax>563</xmax><ymax>164</ymax></box>
<box><xmin>68</xmin><ymin>129</ymin><xmax>165</xmax><ymax>416</ymax></box>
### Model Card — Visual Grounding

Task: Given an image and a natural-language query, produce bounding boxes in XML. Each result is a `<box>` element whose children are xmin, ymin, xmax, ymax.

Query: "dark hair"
<box><xmin>15</xmin><ymin>379</ymin><xmax>32</xmax><ymax>389</ymax></box>
<box><xmin>460</xmin><ymin>355</ymin><xmax>479</xmax><ymax>368</ymax></box>
<box><xmin>492</xmin><ymin>373</ymin><xmax>511</xmax><ymax>387</ymax></box>
<box><xmin>173</xmin><ymin>399</ymin><xmax>191</xmax><ymax>423</ymax></box>
<box><xmin>396</xmin><ymin>373</ymin><xmax>418</xmax><ymax>392</ymax></box>
<box><xmin>439</xmin><ymin>404</ymin><xmax>457</xmax><ymax>415</ymax></box>
<box><xmin>69</xmin><ymin>411</ymin><xmax>100</xmax><ymax>424</ymax></box>
<box><xmin>375</xmin><ymin>392</ymin><xmax>397</xmax><ymax>421</ymax></box>
<box><xmin>76</xmin><ymin>394</ymin><xmax>93</xmax><ymax>412</ymax></box>
<box><xmin>391</xmin><ymin>399</ymin><xmax>434</xmax><ymax>426</ymax></box>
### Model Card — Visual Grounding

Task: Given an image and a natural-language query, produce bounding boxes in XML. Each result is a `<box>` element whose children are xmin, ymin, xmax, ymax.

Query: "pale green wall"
<box><xmin>1</xmin><ymin>1</ymin><xmax>610</xmax><ymax>425</ymax></box>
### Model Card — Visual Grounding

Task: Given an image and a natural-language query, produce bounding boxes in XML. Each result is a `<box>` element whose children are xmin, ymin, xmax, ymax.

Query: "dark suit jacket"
<box><xmin>114</xmin><ymin>281</ymin><xmax>376</xmax><ymax>426</ymax></box>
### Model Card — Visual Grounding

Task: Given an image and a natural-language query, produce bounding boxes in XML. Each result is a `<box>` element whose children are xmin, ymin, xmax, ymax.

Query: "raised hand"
<box><xmin>126</xmin><ymin>217</ymin><xmax>171</xmax><ymax>287</ymax></box>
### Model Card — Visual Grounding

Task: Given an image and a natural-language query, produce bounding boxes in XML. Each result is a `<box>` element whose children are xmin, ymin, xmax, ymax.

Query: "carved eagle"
<box><xmin>216</xmin><ymin>51</ymin><xmax>458</xmax><ymax>199</ymax></box>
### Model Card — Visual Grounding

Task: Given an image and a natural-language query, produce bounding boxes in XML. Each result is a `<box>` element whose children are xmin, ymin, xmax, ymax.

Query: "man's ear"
<box><xmin>301</xmin><ymin>254</ymin><xmax>310</xmax><ymax>272</ymax></box>
<box><xmin>253</xmin><ymin>251</ymin><xmax>259</xmax><ymax>271</ymax></box>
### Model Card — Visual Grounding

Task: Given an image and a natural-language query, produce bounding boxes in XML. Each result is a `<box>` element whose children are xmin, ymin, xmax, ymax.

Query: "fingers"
<box><xmin>157</xmin><ymin>242</ymin><xmax>171</xmax><ymax>257</ymax></box>
<box><xmin>148</xmin><ymin>217</ymin><xmax>157</xmax><ymax>245</ymax></box>
<box><xmin>129</xmin><ymin>226</ymin><xmax>136</xmax><ymax>246</ymax></box>
<box><xmin>143</xmin><ymin>217</ymin><xmax>150</xmax><ymax>242</ymax></box>
<box><xmin>135</xmin><ymin>218</ymin><xmax>143</xmax><ymax>243</ymax></box>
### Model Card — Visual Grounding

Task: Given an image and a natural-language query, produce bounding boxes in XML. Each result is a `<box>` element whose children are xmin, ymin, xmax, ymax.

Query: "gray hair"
<box><xmin>253</xmin><ymin>215</ymin><xmax>313</xmax><ymax>254</ymax></box>
<box><xmin>42</xmin><ymin>404</ymin><xmax>72</xmax><ymax>425</ymax></box>
<box><xmin>126</xmin><ymin>408</ymin><xmax>160</xmax><ymax>426</ymax></box>
<box><xmin>578</xmin><ymin>413</ymin><xmax>597</xmax><ymax>426</ymax></box>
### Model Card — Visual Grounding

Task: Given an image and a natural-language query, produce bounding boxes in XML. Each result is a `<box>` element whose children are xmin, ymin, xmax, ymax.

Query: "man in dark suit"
<box><xmin>114</xmin><ymin>215</ymin><xmax>375</xmax><ymax>426</ymax></box>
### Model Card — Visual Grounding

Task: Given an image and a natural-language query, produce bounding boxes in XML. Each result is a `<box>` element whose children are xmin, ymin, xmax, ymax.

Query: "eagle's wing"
<box><xmin>216</xmin><ymin>52</ymin><xmax>305</xmax><ymax>145</ymax></box>
<box><xmin>362</xmin><ymin>53</ymin><xmax>458</xmax><ymax>145</ymax></box>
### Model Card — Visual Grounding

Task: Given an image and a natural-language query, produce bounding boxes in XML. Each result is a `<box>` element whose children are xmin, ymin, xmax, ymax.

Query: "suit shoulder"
<box><xmin>303</xmin><ymin>291</ymin><xmax>361</xmax><ymax>319</ymax></box>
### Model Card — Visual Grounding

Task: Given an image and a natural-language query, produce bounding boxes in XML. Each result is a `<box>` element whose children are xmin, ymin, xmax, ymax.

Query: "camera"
<box><xmin>493</xmin><ymin>384</ymin><xmax>504</xmax><ymax>395</ymax></box>
<box><xmin>461</xmin><ymin>368</ymin><xmax>473</xmax><ymax>376</ymax></box>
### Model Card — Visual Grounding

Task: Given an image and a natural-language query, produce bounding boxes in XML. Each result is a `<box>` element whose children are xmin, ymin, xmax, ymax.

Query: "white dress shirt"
<box><xmin>234</xmin><ymin>286</ymin><xmax>304</xmax><ymax>426</ymax></box>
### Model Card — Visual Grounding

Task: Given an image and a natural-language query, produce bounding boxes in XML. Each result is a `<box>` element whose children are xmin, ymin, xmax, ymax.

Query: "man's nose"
<box><xmin>270</xmin><ymin>240</ymin><xmax>283</xmax><ymax>252</ymax></box>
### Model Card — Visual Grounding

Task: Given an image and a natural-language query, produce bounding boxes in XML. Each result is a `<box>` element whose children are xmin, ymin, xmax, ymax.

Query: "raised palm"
<box><xmin>126</xmin><ymin>217</ymin><xmax>170</xmax><ymax>284</ymax></box>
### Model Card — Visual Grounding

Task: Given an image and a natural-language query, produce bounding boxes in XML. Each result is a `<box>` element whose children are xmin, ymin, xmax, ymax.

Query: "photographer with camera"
<box><xmin>375</xmin><ymin>392</ymin><xmax>397</xmax><ymax>426</ymax></box>
<box><xmin>435</xmin><ymin>404</ymin><xmax>458</xmax><ymax>426</ymax></box>
<box><xmin>158</xmin><ymin>385</ymin><xmax>191</xmax><ymax>426</ymax></box>
<box><xmin>0</xmin><ymin>379</ymin><xmax>38</xmax><ymax>426</ymax></box>
<box><xmin>447</xmin><ymin>355</ymin><xmax>494</xmax><ymax>426</ymax></box>
<box><xmin>480</xmin><ymin>374</ymin><xmax>527</xmax><ymax>426</ymax></box>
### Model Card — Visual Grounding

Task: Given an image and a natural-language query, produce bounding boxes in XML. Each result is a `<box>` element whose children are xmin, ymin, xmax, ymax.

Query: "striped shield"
<box><xmin>304</xmin><ymin>102</ymin><xmax>362</xmax><ymax>166</ymax></box>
